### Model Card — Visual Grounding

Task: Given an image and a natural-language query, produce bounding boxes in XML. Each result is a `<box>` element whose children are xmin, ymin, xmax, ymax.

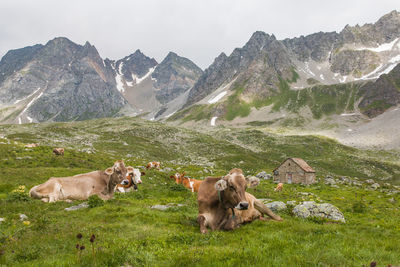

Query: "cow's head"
<box><xmin>170</xmin><ymin>172</ymin><xmax>185</xmax><ymax>184</ymax></box>
<box><xmin>215</xmin><ymin>168</ymin><xmax>249</xmax><ymax>210</ymax></box>
<box><xmin>126</xmin><ymin>166</ymin><xmax>143</xmax><ymax>185</ymax></box>
<box><xmin>105</xmin><ymin>160</ymin><xmax>128</xmax><ymax>187</ymax></box>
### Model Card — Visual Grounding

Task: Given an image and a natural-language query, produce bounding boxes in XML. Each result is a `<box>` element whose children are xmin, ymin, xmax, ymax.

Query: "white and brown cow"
<box><xmin>29</xmin><ymin>160</ymin><xmax>127</xmax><ymax>202</ymax></box>
<box><xmin>115</xmin><ymin>166</ymin><xmax>145</xmax><ymax>193</ymax></box>
<box><xmin>197</xmin><ymin>168</ymin><xmax>282</xmax><ymax>234</ymax></box>
<box><xmin>146</xmin><ymin>161</ymin><xmax>160</xmax><ymax>170</ymax></box>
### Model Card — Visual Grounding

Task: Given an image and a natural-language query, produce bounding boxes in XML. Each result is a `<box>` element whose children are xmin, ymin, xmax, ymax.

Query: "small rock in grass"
<box><xmin>371</xmin><ymin>183</ymin><xmax>380</xmax><ymax>190</ymax></box>
<box><xmin>256</xmin><ymin>171</ymin><xmax>271</xmax><ymax>180</ymax></box>
<box><xmin>65</xmin><ymin>202</ymin><xmax>89</xmax><ymax>211</ymax></box>
<box><xmin>365</xmin><ymin>179</ymin><xmax>375</xmax><ymax>185</ymax></box>
<box><xmin>19</xmin><ymin>214</ymin><xmax>28</xmax><ymax>221</ymax></box>
<box><xmin>324</xmin><ymin>178</ymin><xmax>336</xmax><ymax>185</ymax></box>
<box><xmin>151</xmin><ymin>203</ymin><xmax>185</xmax><ymax>211</ymax></box>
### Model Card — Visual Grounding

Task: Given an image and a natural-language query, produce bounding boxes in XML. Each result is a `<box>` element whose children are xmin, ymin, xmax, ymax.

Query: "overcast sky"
<box><xmin>0</xmin><ymin>0</ymin><xmax>399</xmax><ymax>69</ymax></box>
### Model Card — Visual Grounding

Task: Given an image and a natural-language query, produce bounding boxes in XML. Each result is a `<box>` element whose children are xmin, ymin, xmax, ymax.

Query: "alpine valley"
<box><xmin>1</xmin><ymin>10</ymin><xmax>400</xmax><ymax>149</ymax></box>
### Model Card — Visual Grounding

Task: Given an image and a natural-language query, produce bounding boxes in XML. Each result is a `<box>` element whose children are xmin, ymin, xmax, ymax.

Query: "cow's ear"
<box><xmin>105</xmin><ymin>168</ymin><xmax>114</xmax><ymax>175</ymax></box>
<box><xmin>126</xmin><ymin>166</ymin><xmax>134</xmax><ymax>173</ymax></box>
<box><xmin>141</xmin><ymin>172</ymin><xmax>146</xmax><ymax>176</ymax></box>
<box><xmin>215</xmin><ymin>179</ymin><xmax>227</xmax><ymax>191</ymax></box>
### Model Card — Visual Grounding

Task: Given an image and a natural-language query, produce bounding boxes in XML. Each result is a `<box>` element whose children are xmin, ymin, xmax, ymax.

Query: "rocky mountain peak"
<box><xmin>116</xmin><ymin>50</ymin><xmax>158</xmax><ymax>80</ymax></box>
<box><xmin>152</xmin><ymin>52</ymin><xmax>203</xmax><ymax>105</ymax></box>
<box><xmin>165</xmin><ymin>51</ymin><xmax>178</xmax><ymax>59</ymax></box>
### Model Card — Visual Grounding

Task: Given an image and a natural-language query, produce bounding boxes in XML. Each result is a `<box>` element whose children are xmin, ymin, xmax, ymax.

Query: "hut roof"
<box><xmin>274</xmin><ymin>158</ymin><xmax>316</xmax><ymax>173</ymax></box>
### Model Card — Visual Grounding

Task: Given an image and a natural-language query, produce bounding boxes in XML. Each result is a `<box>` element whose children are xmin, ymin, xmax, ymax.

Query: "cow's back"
<box><xmin>31</xmin><ymin>170</ymin><xmax>107</xmax><ymax>201</ymax></box>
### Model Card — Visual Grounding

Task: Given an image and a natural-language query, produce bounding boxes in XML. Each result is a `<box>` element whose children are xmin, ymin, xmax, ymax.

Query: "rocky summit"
<box><xmin>0</xmin><ymin>37</ymin><xmax>130</xmax><ymax>123</ymax></box>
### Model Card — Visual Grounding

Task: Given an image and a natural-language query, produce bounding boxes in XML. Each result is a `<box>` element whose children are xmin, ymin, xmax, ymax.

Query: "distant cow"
<box><xmin>53</xmin><ymin>148</ymin><xmax>64</xmax><ymax>156</ymax></box>
<box><xmin>29</xmin><ymin>160</ymin><xmax>128</xmax><ymax>202</ymax></box>
<box><xmin>115</xmin><ymin>166</ymin><xmax>145</xmax><ymax>193</ymax></box>
<box><xmin>170</xmin><ymin>172</ymin><xmax>185</xmax><ymax>183</ymax></box>
<box><xmin>146</xmin><ymin>161</ymin><xmax>160</xmax><ymax>170</ymax></box>
<box><xmin>170</xmin><ymin>172</ymin><xmax>202</xmax><ymax>192</ymax></box>
<box><xmin>182</xmin><ymin>177</ymin><xmax>203</xmax><ymax>193</ymax></box>
<box><xmin>274</xmin><ymin>183</ymin><xmax>284</xmax><ymax>192</ymax></box>
<box><xmin>25</xmin><ymin>143</ymin><xmax>39</xmax><ymax>148</ymax></box>
<box><xmin>197</xmin><ymin>168</ymin><xmax>282</xmax><ymax>234</ymax></box>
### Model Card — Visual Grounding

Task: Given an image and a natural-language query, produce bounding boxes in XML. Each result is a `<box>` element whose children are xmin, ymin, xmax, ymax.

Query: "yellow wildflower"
<box><xmin>23</xmin><ymin>221</ymin><xmax>30</xmax><ymax>226</ymax></box>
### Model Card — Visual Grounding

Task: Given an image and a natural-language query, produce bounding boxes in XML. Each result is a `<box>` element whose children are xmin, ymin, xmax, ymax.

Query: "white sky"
<box><xmin>0</xmin><ymin>0</ymin><xmax>399</xmax><ymax>69</ymax></box>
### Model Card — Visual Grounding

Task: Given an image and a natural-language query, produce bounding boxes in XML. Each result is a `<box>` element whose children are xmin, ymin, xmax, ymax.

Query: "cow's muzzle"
<box><xmin>236</xmin><ymin>202</ymin><xmax>249</xmax><ymax>210</ymax></box>
<box><xmin>121</xmin><ymin>179</ymin><xmax>129</xmax><ymax>185</ymax></box>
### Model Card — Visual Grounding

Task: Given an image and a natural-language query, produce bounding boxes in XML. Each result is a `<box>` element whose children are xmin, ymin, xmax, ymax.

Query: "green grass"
<box><xmin>225</xmin><ymin>85</ymin><xmax>251</xmax><ymax>121</ymax></box>
<box><xmin>267</xmin><ymin>81</ymin><xmax>363</xmax><ymax>119</ymax></box>
<box><xmin>0</xmin><ymin>118</ymin><xmax>399</xmax><ymax>266</ymax></box>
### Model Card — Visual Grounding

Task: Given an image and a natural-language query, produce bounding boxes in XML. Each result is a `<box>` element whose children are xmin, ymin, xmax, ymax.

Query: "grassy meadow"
<box><xmin>0</xmin><ymin>117</ymin><xmax>399</xmax><ymax>266</ymax></box>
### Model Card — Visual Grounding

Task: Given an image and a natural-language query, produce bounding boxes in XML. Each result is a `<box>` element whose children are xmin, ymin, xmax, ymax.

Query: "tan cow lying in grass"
<box><xmin>170</xmin><ymin>172</ymin><xmax>202</xmax><ymax>192</ymax></box>
<box><xmin>29</xmin><ymin>160</ymin><xmax>127</xmax><ymax>202</ymax></box>
<box><xmin>53</xmin><ymin>148</ymin><xmax>64</xmax><ymax>156</ymax></box>
<box><xmin>274</xmin><ymin>183</ymin><xmax>284</xmax><ymax>192</ymax></box>
<box><xmin>115</xmin><ymin>167</ymin><xmax>144</xmax><ymax>193</ymax></box>
<box><xmin>197</xmin><ymin>168</ymin><xmax>282</xmax><ymax>234</ymax></box>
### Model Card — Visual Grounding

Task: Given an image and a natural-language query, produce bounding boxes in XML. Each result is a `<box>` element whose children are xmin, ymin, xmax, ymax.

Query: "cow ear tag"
<box><xmin>215</xmin><ymin>179</ymin><xmax>227</xmax><ymax>191</ymax></box>
<box><xmin>105</xmin><ymin>168</ymin><xmax>114</xmax><ymax>175</ymax></box>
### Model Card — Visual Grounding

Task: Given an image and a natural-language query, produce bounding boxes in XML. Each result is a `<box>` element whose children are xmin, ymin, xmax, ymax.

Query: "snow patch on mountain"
<box><xmin>356</xmin><ymin>38</ymin><xmax>399</xmax><ymax>53</ymax></box>
<box><xmin>133</xmin><ymin>67</ymin><xmax>156</xmax><ymax>85</ymax></box>
<box><xmin>14</xmin><ymin>87</ymin><xmax>41</xmax><ymax>104</ymax></box>
<box><xmin>208</xmin><ymin>91</ymin><xmax>227</xmax><ymax>104</ymax></box>
<box><xmin>210</xmin><ymin>116</ymin><xmax>218</xmax><ymax>126</ymax></box>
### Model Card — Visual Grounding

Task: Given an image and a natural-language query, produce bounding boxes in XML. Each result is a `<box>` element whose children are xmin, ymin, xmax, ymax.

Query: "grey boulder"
<box><xmin>293</xmin><ymin>201</ymin><xmax>345</xmax><ymax>223</ymax></box>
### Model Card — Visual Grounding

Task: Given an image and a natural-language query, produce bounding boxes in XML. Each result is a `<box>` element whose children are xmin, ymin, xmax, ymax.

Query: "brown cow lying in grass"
<box><xmin>30</xmin><ymin>160</ymin><xmax>128</xmax><ymax>202</ymax></box>
<box><xmin>170</xmin><ymin>172</ymin><xmax>202</xmax><ymax>192</ymax></box>
<box><xmin>197</xmin><ymin>168</ymin><xmax>282</xmax><ymax>234</ymax></box>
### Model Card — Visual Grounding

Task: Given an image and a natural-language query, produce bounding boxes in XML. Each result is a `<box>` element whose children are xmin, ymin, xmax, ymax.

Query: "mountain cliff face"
<box><xmin>153</xmin><ymin>52</ymin><xmax>203</xmax><ymax>104</ymax></box>
<box><xmin>0</xmin><ymin>39</ymin><xmax>203</xmax><ymax>123</ymax></box>
<box><xmin>114</xmin><ymin>51</ymin><xmax>203</xmax><ymax>119</ymax></box>
<box><xmin>0</xmin><ymin>37</ymin><xmax>129</xmax><ymax>123</ymax></box>
<box><xmin>180</xmin><ymin>10</ymin><xmax>400</xmax><ymax>123</ymax></box>
<box><xmin>358</xmin><ymin>63</ymin><xmax>400</xmax><ymax>117</ymax></box>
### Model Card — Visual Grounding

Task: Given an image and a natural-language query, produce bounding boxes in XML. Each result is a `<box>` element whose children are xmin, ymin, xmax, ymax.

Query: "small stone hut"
<box><xmin>273</xmin><ymin>158</ymin><xmax>316</xmax><ymax>184</ymax></box>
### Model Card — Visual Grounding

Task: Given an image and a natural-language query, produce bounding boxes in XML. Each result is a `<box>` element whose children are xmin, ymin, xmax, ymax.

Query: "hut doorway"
<box><xmin>287</xmin><ymin>173</ymin><xmax>292</xmax><ymax>184</ymax></box>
